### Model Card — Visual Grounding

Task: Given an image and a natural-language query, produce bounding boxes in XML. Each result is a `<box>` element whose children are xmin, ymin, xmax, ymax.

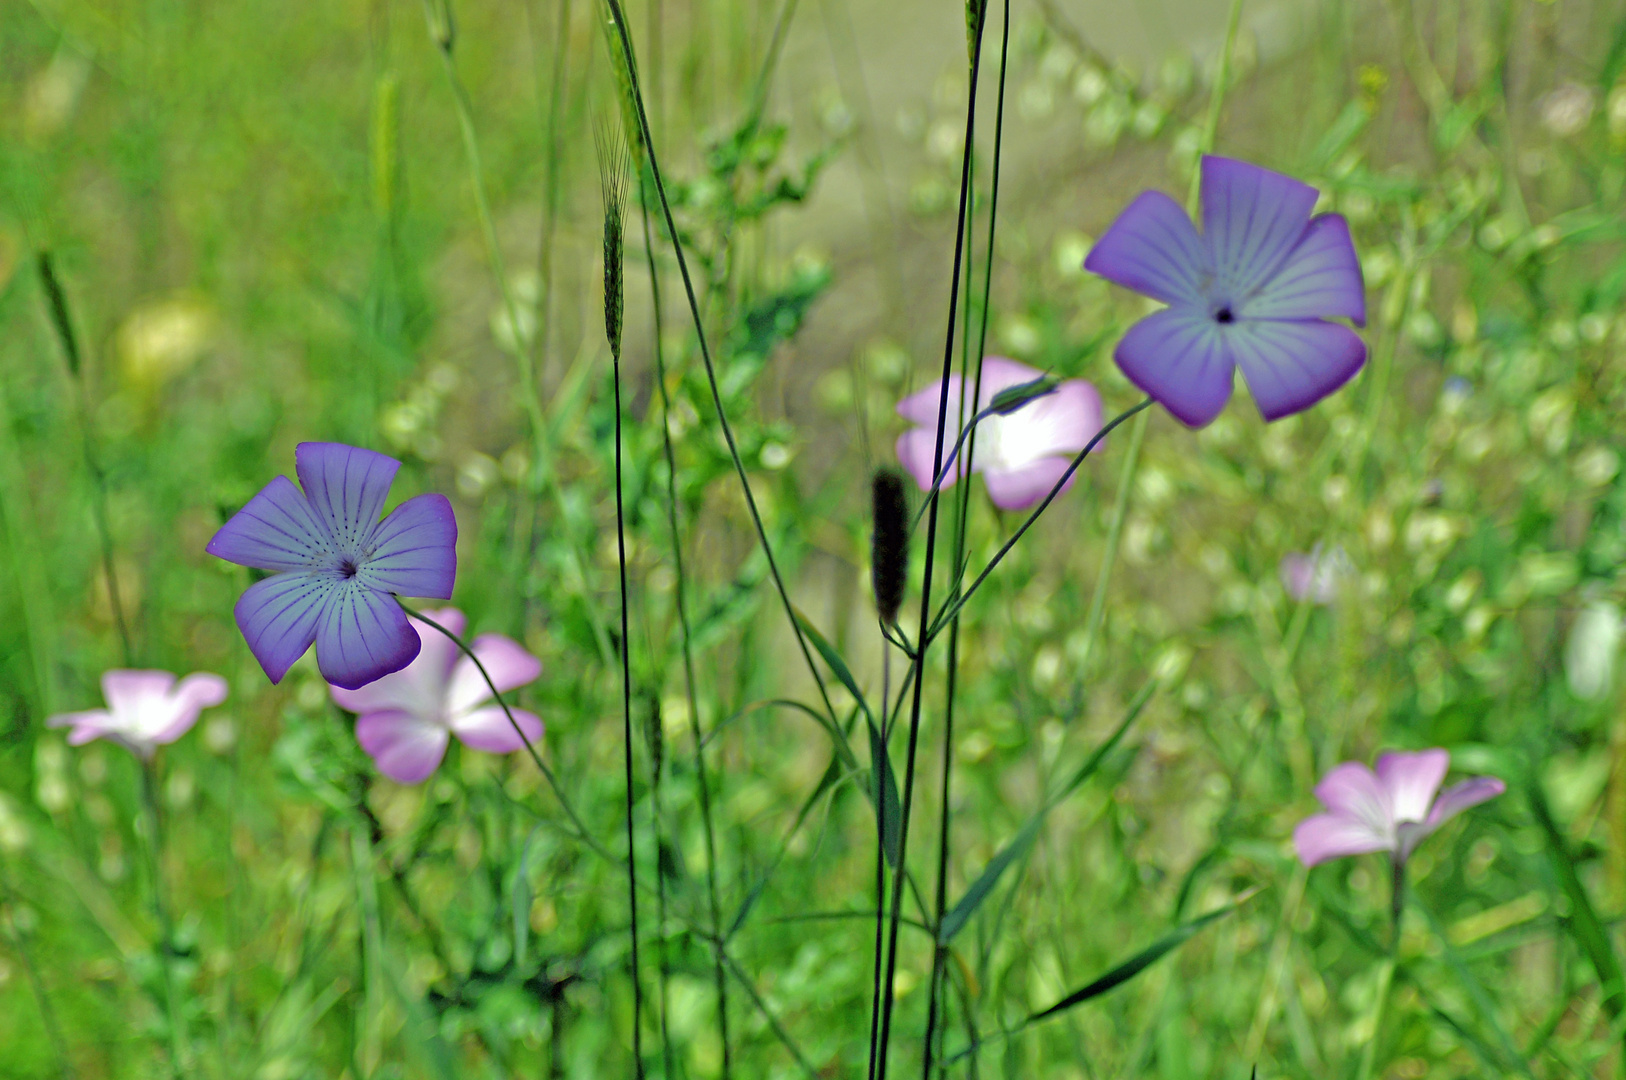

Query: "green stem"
<box><xmin>599</xmin><ymin>0</ymin><xmax>844</xmax><ymax>739</ymax></box>
<box><xmin>641</xmin><ymin>195</ymin><xmax>731</xmax><ymax>1077</ymax></box>
<box><xmin>1356</xmin><ymin>857</ymin><xmax>1404</xmax><ymax>1080</ymax></box>
<box><xmin>139</xmin><ymin>756</ymin><xmax>188</xmax><ymax>1079</ymax></box>
<box><xmin>399</xmin><ymin>604</ymin><xmax>621</xmax><ymax>868</ymax></box>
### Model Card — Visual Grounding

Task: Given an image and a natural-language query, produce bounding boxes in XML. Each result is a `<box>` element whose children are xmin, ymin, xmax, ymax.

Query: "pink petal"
<box><xmin>101</xmin><ymin>671</ymin><xmax>177</xmax><ymax>714</ymax></box>
<box><xmin>1313</xmin><ymin>761</ymin><xmax>1393</xmax><ymax>840</ymax></box>
<box><xmin>1422</xmin><ymin>776</ymin><xmax>1505</xmax><ymax>833</ymax></box>
<box><xmin>1294</xmin><ymin>812</ymin><xmax>1392</xmax><ymax>866</ymax></box>
<box><xmin>446</xmin><ymin>633</ymin><xmax>542</xmax><ymax>717</ymax></box>
<box><xmin>1376</xmin><ymin>749</ymin><xmax>1449</xmax><ymax>825</ymax></box>
<box><xmin>451</xmin><ymin>706</ymin><xmax>544</xmax><ymax>754</ymax></box>
<box><xmin>1083</xmin><ymin>189</ymin><xmax>1208</xmax><ymax>305</ymax></box>
<box><xmin>329</xmin><ymin>608</ymin><xmax>465</xmax><ymax>715</ymax></box>
<box><xmin>968</xmin><ymin>357</ymin><xmax>1048</xmax><ymax>407</ymax></box>
<box><xmin>896</xmin><ymin>377</ymin><xmax>968</xmax><ymax>429</ymax></box>
<box><xmin>355</xmin><ymin>710</ymin><xmax>450</xmax><ymax>784</ymax></box>
<box><xmin>48</xmin><ymin>709</ymin><xmax>114</xmax><ymax>745</ymax></box>
<box><xmin>896</xmin><ymin>429</ymin><xmax>965</xmax><ymax>493</ymax></box>
<box><xmin>976</xmin><ymin>380</ymin><xmax>1104</xmax><ymax>471</ymax></box>
<box><xmin>146</xmin><ymin>673</ymin><xmax>228</xmax><ymax>745</ymax></box>
<box><xmin>981</xmin><ymin>458</ymin><xmax>1079</xmax><ymax>511</ymax></box>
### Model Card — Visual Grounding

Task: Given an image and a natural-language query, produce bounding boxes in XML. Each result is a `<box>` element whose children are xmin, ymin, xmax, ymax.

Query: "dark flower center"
<box><xmin>338</xmin><ymin>557</ymin><xmax>359</xmax><ymax>579</ymax></box>
<box><xmin>1213</xmin><ymin>305</ymin><xmax>1235</xmax><ymax>324</ymax></box>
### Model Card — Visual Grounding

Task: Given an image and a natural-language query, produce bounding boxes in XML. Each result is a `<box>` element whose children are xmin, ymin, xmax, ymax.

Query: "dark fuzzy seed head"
<box><xmin>871</xmin><ymin>468</ymin><xmax>909</xmax><ymax>626</ymax></box>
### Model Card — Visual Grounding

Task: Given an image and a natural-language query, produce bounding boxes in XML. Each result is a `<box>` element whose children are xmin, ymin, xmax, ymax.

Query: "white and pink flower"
<box><xmin>329</xmin><ymin>607</ymin><xmax>544</xmax><ymax>784</ymax></box>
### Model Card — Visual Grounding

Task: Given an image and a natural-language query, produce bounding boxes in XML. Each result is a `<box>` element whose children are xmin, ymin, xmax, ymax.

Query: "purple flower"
<box><xmin>1280</xmin><ymin>543</ymin><xmax>1354</xmax><ymax>604</ymax></box>
<box><xmin>329</xmin><ymin>607</ymin><xmax>543</xmax><ymax>783</ymax></box>
<box><xmin>1294</xmin><ymin>749</ymin><xmax>1504</xmax><ymax>867</ymax></box>
<box><xmin>206</xmin><ymin>442</ymin><xmax>457</xmax><ymax>691</ymax></box>
<box><xmin>48</xmin><ymin>670</ymin><xmax>228</xmax><ymax>759</ymax></box>
<box><xmin>1084</xmin><ymin>155</ymin><xmax>1367</xmax><ymax>428</ymax></box>
<box><xmin>896</xmin><ymin>357</ymin><xmax>1104</xmax><ymax>511</ymax></box>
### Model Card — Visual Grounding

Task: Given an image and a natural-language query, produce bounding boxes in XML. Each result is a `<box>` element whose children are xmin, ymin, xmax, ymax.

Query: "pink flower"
<box><xmin>1294</xmin><ymin>749</ymin><xmax>1504</xmax><ymax>867</ymax></box>
<box><xmin>48</xmin><ymin>670</ymin><xmax>228</xmax><ymax>759</ymax></box>
<box><xmin>1279</xmin><ymin>543</ymin><xmax>1354</xmax><ymax>604</ymax></box>
<box><xmin>329</xmin><ymin>608</ymin><xmax>543</xmax><ymax>784</ymax></box>
<box><xmin>895</xmin><ymin>357</ymin><xmax>1104</xmax><ymax>511</ymax></box>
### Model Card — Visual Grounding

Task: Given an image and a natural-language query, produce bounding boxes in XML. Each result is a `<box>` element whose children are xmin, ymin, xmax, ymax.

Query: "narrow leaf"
<box><xmin>939</xmin><ymin>815</ymin><xmax>1041</xmax><ymax>943</ymax></box>
<box><xmin>868</xmin><ymin>716</ymin><xmax>901</xmax><ymax>867</ymax></box>
<box><xmin>1527</xmin><ymin>776</ymin><xmax>1626</xmax><ymax>1022</ymax></box>
<box><xmin>1048</xmin><ymin>677</ymin><xmax>1156</xmax><ymax>808</ymax></box>
<box><xmin>1027</xmin><ymin>890</ymin><xmax>1256</xmax><ymax>1023</ymax></box>
<box><xmin>793</xmin><ymin>606</ymin><xmax>872</xmax><ymax>722</ymax></box>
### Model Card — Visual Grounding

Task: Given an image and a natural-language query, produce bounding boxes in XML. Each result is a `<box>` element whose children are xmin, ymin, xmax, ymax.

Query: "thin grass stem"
<box><xmin>138</xmin><ymin>757</ymin><xmax>188</xmax><ymax>1078</ymax></box>
<box><xmin>873</xmin><ymin>7</ymin><xmax>989</xmax><ymax>1074</ymax></box>
<box><xmin>925</xmin><ymin>1</ymin><xmax>1011</xmax><ymax>1068</ymax></box>
<box><xmin>598</xmin><ymin>0</ymin><xmax>845</xmax><ymax>739</ymax></box>
<box><xmin>640</xmin><ymin>192</ymin><xmax>731</xmax><ymax>1079</ymax></box>
<box><xmin>400</xmin><ymin>604</ymin><xmax>619</xmax><ymax>867</ymax></box>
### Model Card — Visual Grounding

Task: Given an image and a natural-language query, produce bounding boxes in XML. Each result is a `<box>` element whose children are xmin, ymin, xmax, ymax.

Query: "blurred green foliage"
<box><xmin>2</xmin><ymin>0</ymin><xmax>1626</xmax><ymax>1078</ymax></box>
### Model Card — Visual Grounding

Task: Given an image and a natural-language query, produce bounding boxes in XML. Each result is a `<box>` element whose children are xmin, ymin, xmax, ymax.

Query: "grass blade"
<box><xmin>1027</xmin><ymin>889</ymin><xmax>1257</xmax><ymax>1024</ymax></box>
<box><xmin>937</xmin><ymin>815</ymin><xmax>1039</xmax><ymax>944</ymax></box>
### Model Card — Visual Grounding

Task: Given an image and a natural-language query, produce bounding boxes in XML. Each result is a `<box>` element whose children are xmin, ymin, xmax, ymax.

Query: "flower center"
<box><xmin>1213</xmin><ymin>304</ymin><xmax>1235</xmax><ymax>324</ymax></box>
<box><xmin>338</xmin><ymin>557</ymin><xmax>360</xmax><ymax>579</ymax></box>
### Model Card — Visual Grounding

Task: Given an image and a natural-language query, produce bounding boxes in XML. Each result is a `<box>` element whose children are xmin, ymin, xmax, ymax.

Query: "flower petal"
<box><xmin>47</xmin><ymin>709</ymin><xmax>114</xmax><ymax>744</ymax></box>
<box><xmin>1294</xmin><ymin>813</ymin><xmax>1392</xmax><ymax>867</ymax></box>
<box><xmin>1240</xmin><ymin>214</ymin><xmax>1366</xmax><ymax>326</ymax></box>
<box><xmin>1422</xmin><ymin>776</ymin><xmax>1506</xmax><ymax>832</ymax></box>
<box><xmin>1229</xmin><ymin>318</ymin><xmax>1366</xmax><ymax>422</ymax></box>
<box><xmin>1313</xmin><ymin>761</ymin><xmax>1393</xmax><ymax>841</ymax></box>
<box><xmin>451</xmin><ymin>706</ymin><xmax>544</xmax><ymax>754</ymax></box>
<box><xmin>1200</xmin><ymin>155</ymin><xmax>1319</xmax><ymax>299</ymax></box>
<box><xmin>234</xmin><ymin>573</ymin><xmax>330</xmax><ymax>684</ymax></box>
<box><xmin>969</xmin><ymin>357</ymin><xmax>1049</xmax><ymax>406</ymax></box>
<box><xmin>1113</xmin><ymin>309</ymin><xmax>1235</xmax><ymax>428</ymax></box>
<box><xmin>101</xmin><ymin>670</ymin><xmax>178</xmax><ymax>714</ymax></box>
<box><xmin>205</xmin><ymin>475</ymin><xmax>334</xmax><ymax>571</ymax></box>
<box><xmin>446</xmin><ymin>633</ymin><xmax>543</xmax><ymax>717</ymax></box>
<box><xmin>314</xmin><ymin>581</ymin><xmax>422</xmax><ymax>691</ymax></box>
<box><xmin>1084</xmin><ymin>189</ymin><xmax>1208</xmax><ymax>305</ymax></box>
<box><xmin>896</xmin><ymin>429</ymin><xmax>965</xmax><ymax>492</ymax></box>
<box><xmin>145</xmin><ymin>672</ymin><xmax>228</xmax><ymax>745</ymax></box>
<box><xmin>362</xmin><ymin>493</ymin><xmax>458</xmax><ymax>599</ymax></box>
<box><xmin>980</xmin><ymin>458</ymin><xmax>1077</xmax><ymax>511</ymax></box>
<box><xmin>1377</xmin><ymin>749</ymin><xmax>1450</xmax><ymax>825</ymax></box>
<box><xmin>295</xmin><ymin>442</ymin><xmax>401</xmax><ymax>551</ymax></box>
<box><xmin>977</xmin><ymin>380</ymin><xmax>1103</xmax><ymax>472</ymax></box>
<box><xmin>896</xmin><ymin>377</ymin><xmax>967</xmax><ymax>429</ymax></box>
<box><xmin>355</xmin><ymin>710</ymin><xmax>450</xmax><ymax>784</ymax></box>
<box><xmin>329</xmin><ymin>607</ymin><xmax>466</xmax><ymax>715</ymax></box>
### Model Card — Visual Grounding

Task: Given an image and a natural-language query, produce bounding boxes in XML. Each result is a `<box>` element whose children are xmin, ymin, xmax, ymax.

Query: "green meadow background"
<box><xmin>3</xmin><ymin>0</ymin><xmax>1626</xmax><ymax>1076</ymax></box>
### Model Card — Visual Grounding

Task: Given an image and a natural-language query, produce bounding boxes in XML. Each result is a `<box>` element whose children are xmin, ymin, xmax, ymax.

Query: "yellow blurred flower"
<box><xmin>117</xmin><ymin>295</ymin><xmax>215</xmax><ymax>389</ymax></box>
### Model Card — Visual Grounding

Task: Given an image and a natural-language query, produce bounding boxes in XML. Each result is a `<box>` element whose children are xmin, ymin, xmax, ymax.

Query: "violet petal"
<box><xmin>1228</xmin><ymin>318</ymin><xmax>1367</xmax><ymax>422</ymax></box>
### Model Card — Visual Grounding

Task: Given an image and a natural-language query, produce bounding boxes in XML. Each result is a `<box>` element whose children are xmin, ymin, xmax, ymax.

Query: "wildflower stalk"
<box><xmin>926</xmin><ymin>398</ymin><xmax>1153</xmax><ymax>637</ymax></box>
<box><xmin>138</xmin><ymin>757</ymin><xmax>189</xmax><ymax>1079</ymax></box>
<box><xmin>1355</xmin><ymin>856</ymin><xmax>1404</xmax><ymax>1080</ymax></box>
<box><xmin>597</xmin><ymin>113</ymin><xmax>648</xmax><ymax>1079</ymax></box>
<box><xmin>640</xmin><ymin>195</ymin><xmax>732</xmax><ymax>1075</ymax></box>
<box><xmin>597</xmin><ymin>0</ymin><xmax>846</xmax><ymax>738</ymax></box>
<box><xmin>873</xmin><ymin>5</ymin><xmax>987</xmax><ymax>1074</ymax></box>
<box><xmin>925</xmin><ymin>0</ymin><xmax>1012</xmax><ymax>1067</ymax></box>
<box><xmin>36</xmin><ymin>252</ymin><xmax>134</xmax><ymax>667</ymax></box>
<box><xmin>400</xmin><ymin>604</ymin><xmax>620</xmax><ymax>867</ymax></box>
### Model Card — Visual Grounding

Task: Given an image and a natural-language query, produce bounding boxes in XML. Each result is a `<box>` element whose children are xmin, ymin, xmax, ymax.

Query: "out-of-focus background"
<box><xmin>4</xmin><ymin>0</ymin><xmax>1626</xmax><ymax>1076</ymax></box>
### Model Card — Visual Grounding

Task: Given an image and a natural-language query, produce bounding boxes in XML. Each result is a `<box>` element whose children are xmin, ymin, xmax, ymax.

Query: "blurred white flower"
<box><xmin>1280</xmin><ymin>544</ymin><xmax>1355</xmax><ymax>604</ymax></box>
<box><xmin>1540</xmin><ymin>83</ymin><xmax>1596</xmax><ymax>137</ymax></box>
<box><xmin>1565</xmin><ymin>600</ymin><xmax>1623</xmax><ymax>701</ymax></box>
